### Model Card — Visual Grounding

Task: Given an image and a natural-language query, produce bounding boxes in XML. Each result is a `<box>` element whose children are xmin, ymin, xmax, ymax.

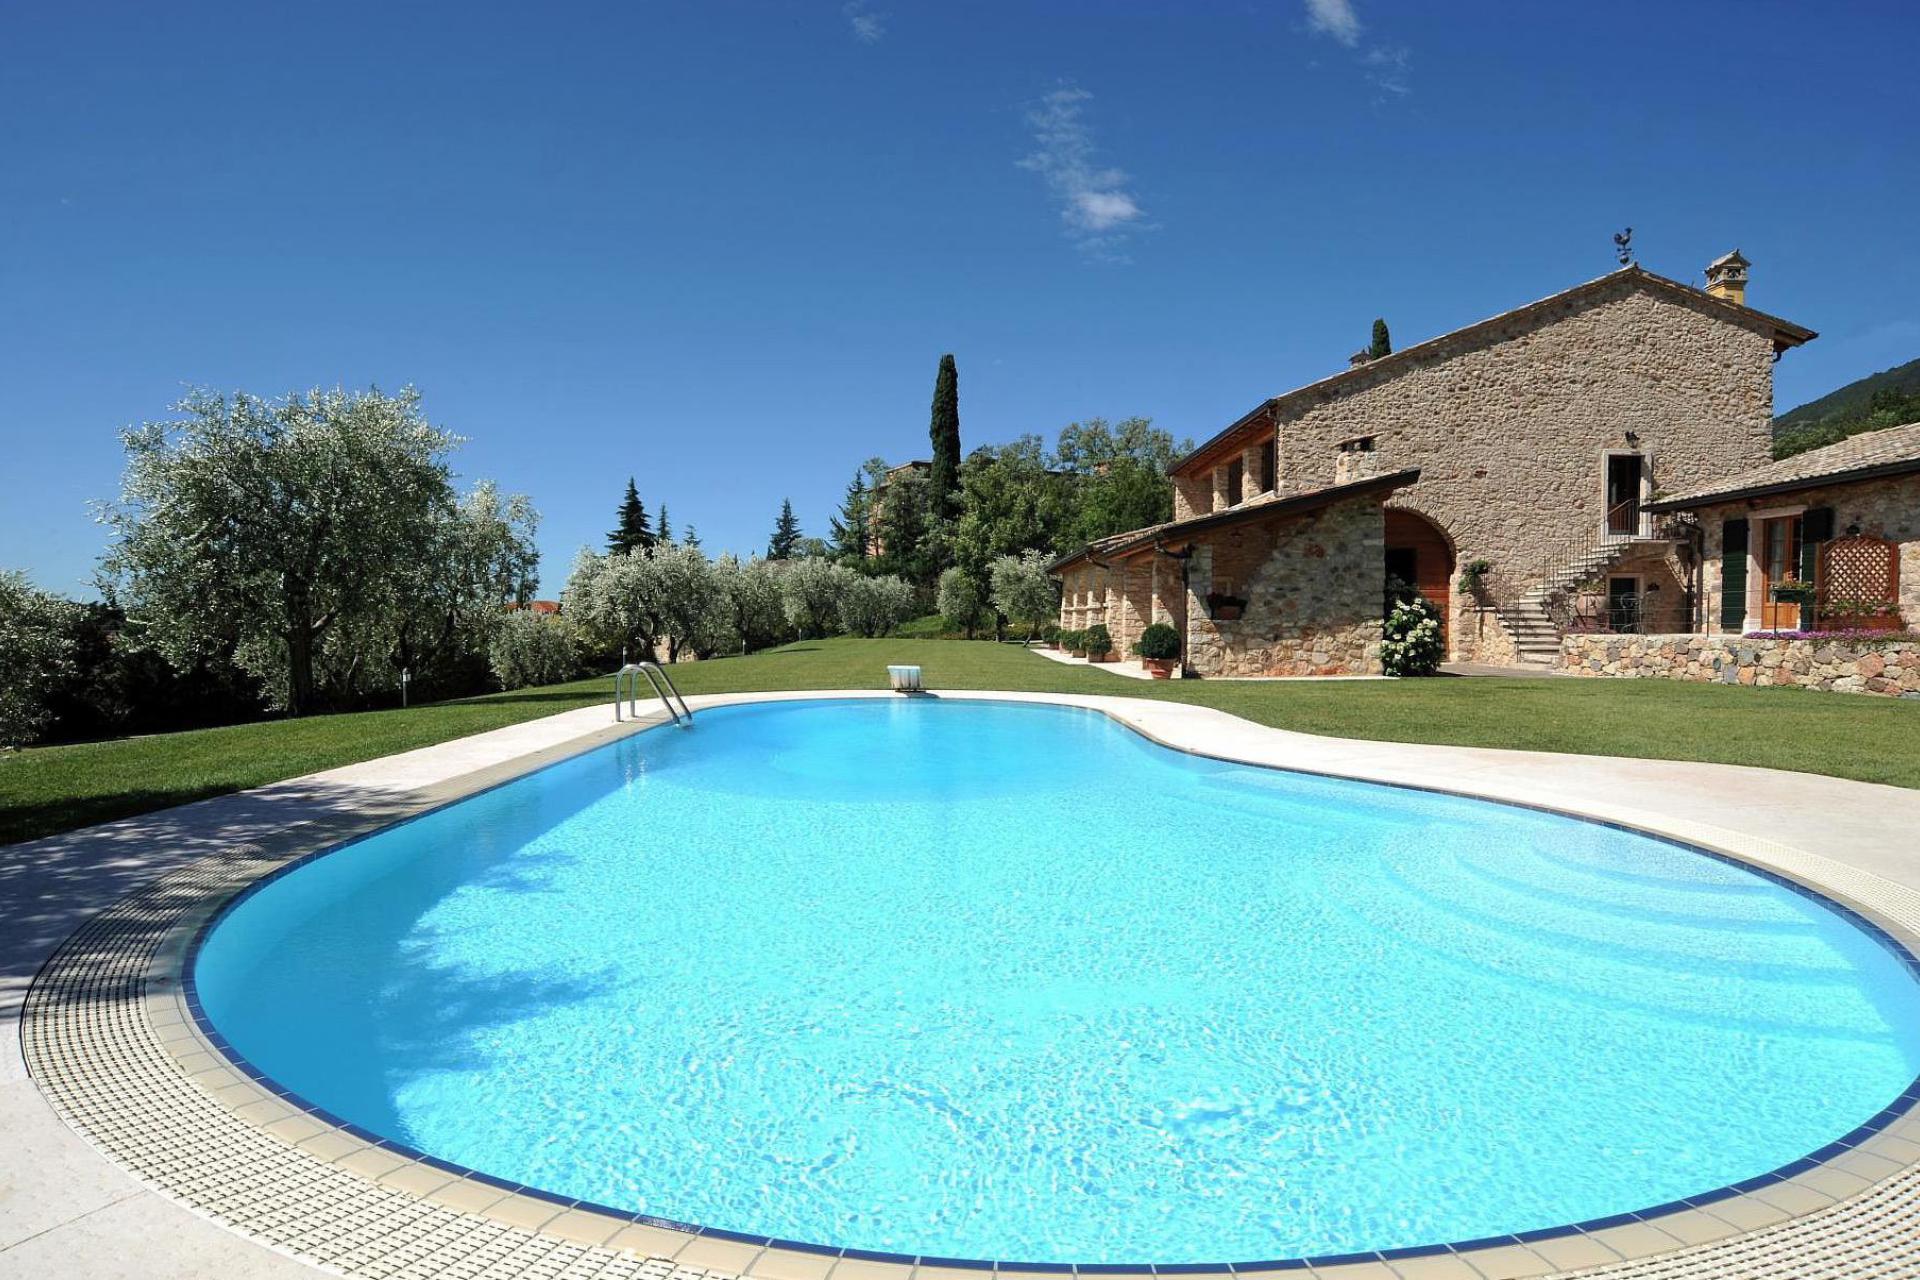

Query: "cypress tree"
<box><xmin>1369</xmin><ymin>318</ymin><xmax>1392</xmax><ymax>359</ymax></box>
<box><xmin>768</xmin><ymin>498</ymin><xmax>802</xmax><ymax>559</ymax></box>
<box><xmin>657</xmin><ymin>503</ymin><xmax>671</xmax><ymax>544</ymax></box>
<box><xmin>928</xmin><ymin>354</ymin><xmax>962</xmax><ymax>524</ymax></box>
<box><xmin>607</xmin><ymin>478</ymin><xmax>653</xmax><ymax>553</ymax></box>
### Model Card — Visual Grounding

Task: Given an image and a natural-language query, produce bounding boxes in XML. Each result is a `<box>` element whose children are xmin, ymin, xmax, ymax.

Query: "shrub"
<box><xmin>1132</xmin><ymin>621</ymin><xmax>1180</xmax><ymax>661</ymax></box>
<box><xmin>487</xmin><ymin>611</ymin><xmax>579</xmax><ymax>690</ymax></box>
<box><xmin>1062</xmin><ymin>628</ymin><xmax>1085</xmax><ymax>653</ymax></box>
<box><xmin>779</xmin><ymin>557</ymin><xmax>856</xmax><ymax>638</ymax></box>
<box><xmin>935</xmin><ymin>566</ymin><xmax>990</xmax><ymax>639</ymax></box>
<box><xmin>1083</xmin><ymin>623</ymin><xmax>1114</xmax><ymax>657</ymax></box>
<box><xmin>989</xmin><ymin>550</ymin><xmax>1057</xmax><ymax>640</ymax></box>
<box><xmin>839</xmin><ymin>574</ymin><xmax>917</xmax><ymax>637</ymax></box>
<box><xmin>0</xmin><ymin>570</ymin><xmax>81</xmax><ymax>748</ymax></box>
<box><xmin>1458</xmin><ymin>558</ymin><xmax>1492</xmax><ymax>595</ymax></box>
<box><xmin>1039</xmin><ymin>621</ymin><xmax>1061</xmax><ymax>645</ymax></box>
<box><xmin>1381</xmin><ymin>595</ymin><xmax>1444</xmax><ymax>676</ymax></box>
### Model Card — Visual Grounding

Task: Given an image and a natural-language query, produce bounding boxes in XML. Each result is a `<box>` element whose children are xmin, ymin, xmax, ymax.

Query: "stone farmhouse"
<box><xmin>1050</xmin><ymin>252</ymin><xmax>1846</xmax><ymax>677</ymax></box>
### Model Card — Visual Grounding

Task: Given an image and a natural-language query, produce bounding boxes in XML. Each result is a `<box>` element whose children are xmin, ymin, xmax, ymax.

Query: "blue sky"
<box><xmin>4</xmin><ymin>1</ymin><xmax>1916</xmax><ymax>596</ymax></box>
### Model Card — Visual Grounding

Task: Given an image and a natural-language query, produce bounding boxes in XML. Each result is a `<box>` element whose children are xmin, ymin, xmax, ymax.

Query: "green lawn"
<box><xmin>5</xmin><ymin>637</ymin><xmax>1918</xmax><ymax>846</ymax></box>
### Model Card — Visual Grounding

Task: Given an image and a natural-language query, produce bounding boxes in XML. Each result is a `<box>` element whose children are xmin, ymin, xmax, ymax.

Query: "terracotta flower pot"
<box><xmin>1145</xmin><ymin>659</ymin><xmax>1174</xmax><ymax>679</ymax></box>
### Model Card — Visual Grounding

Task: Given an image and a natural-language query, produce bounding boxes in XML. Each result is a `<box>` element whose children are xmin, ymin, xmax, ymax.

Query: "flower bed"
<box><xmin>1743</xmin><ymin>629</ymin><xmax>1920</xmax><ymax>643</ymax></box>
<box><xmin>1563</xmin><ymin>632</ymin><xmax>1920</xmax><ymax>697</ymax></box>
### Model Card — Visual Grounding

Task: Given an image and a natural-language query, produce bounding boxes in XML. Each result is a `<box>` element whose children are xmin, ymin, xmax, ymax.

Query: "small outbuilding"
<box><xmin>1646</xmin><ymin>420</ymin><xmax>1920</xmax><ymax>634</ymax></box>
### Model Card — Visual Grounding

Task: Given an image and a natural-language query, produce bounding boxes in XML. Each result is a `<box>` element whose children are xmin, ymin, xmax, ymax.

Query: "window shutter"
<box><xmin>1720</xmin><ymin>518</ymin><xmax>1749</xmax><ymax>631</ymax></box>
<box><xmin>1803</xmin><ymin>506</ymin><xmax>1836</xmax><ymax>544</ymax></box>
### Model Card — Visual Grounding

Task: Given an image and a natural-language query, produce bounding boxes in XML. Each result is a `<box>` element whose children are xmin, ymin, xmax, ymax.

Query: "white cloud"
<box><xmin>1018</xmin><ymin>86</ymin><xmax>1148</xmax><ymax>257</ymax></box>
<box><xmin>1304</xmin><ymin>0</ymin><xmax>1362</xmax><ymax>47</ymax></box>
<box><xmin>844</xmin><ymin>1</ymin><xmax>884</xmax><ymax>43</ymax></box>
<box><xmin>1364</xmin><ymin>45</ymin><xmax>1412</xmax><ymax>96</ymax></box>
<box><xmin>1303</xmin><ymin>0</ymin><xmax>1411</xmax><ymax>97</ymax></box>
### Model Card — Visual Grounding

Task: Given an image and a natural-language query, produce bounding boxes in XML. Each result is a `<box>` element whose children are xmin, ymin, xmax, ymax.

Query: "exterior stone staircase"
<box><xmin>1498</xmin><ymin>534</ymin><xmax>1679</xmax><ymax>667</ymax></box>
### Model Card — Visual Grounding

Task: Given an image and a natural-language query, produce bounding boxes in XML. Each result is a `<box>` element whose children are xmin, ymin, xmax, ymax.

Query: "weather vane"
<box><xmin>1613</xmin><ymin>227</ymin><xmax>1635</xmax><ymax>267</ymax></box>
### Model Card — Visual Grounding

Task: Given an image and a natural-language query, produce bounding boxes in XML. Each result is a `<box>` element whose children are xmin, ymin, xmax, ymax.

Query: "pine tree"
<box><xmin>1369</xmin><ymin>318</ymin><xmax>1392</xmax><ymax>359</ymax></box>
<box><xmin>928</xmin><ymin>354</ymin><xmax>962</xmax><ymax>526</ymax></box>
<box><xmin>828</xmin><ymin>472</ymin><xmax>872</xmax><ymax>562</ymax></box>
<box><xmin>768</xmin><ymin>498</ymin><xmax>802</xmax><ymax>559</ymax></box>
<box><xmin>606</xmin><ymin>478</ymin><xmax>653</xmax><ymax>554</ymax></box>
<box><xmin>682</xmin><ymin>525</ymin><xmax>701</xmax><ymax>550</ymax></box>
<box><xmin>657</xmin><ymin>503</ymin><xmax>671</xmax><ymax>544</ymax></box>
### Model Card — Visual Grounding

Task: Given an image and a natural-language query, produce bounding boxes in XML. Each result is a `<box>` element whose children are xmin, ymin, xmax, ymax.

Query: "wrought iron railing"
<box><xmin>1493</xmin><ymin>500</ymin><xmax>1694</xmax><ymax>624</ymax></box>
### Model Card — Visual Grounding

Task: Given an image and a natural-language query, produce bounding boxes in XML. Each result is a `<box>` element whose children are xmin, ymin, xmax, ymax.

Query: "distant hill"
<box><xmin>1773</xmin><ymin>356</ymin><xmax>1920</xmax><ymax>458</ymax></box>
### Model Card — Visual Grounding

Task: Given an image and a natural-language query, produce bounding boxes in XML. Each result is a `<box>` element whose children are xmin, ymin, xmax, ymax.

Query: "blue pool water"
<box><xmin>193</xmin><ymin>699</ymin><xmax>1920</xmax><ymax>1263</ymax></box>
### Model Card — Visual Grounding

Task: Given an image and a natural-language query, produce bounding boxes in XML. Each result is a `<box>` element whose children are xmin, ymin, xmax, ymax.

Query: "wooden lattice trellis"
<box><xmin>1819</xmin><ymin>535</ymin><xmax>1900</xmax><ymax>618</ymax></box>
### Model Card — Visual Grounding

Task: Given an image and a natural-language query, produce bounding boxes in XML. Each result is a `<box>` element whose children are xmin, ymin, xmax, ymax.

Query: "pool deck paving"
<box><xmin>4</xmin><ymin>688</ymin><xmax>1920</xmax><ymax>1280</ymax></box>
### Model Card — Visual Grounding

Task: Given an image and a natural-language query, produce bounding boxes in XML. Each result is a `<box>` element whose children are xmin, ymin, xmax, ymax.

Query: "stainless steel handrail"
<box><xmin>612</xmin><ymin>661</ymin><xmax>694</xmax><ymax>726</ymax></box>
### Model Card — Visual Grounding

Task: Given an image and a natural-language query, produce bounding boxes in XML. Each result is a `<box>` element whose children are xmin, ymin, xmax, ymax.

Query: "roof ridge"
<box><xmin>1174</xmin><ymin>265</ymin><xmax>1817</xmax><ymax>473</ymax></box>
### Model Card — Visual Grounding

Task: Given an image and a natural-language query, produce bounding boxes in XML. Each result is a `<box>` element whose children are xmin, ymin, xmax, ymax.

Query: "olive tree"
<box><xmin>563</xmin><ymin>548</ymin><xmax>660</xmax><ymax>662</ymax></box>
<box><xmin>780</xmin><ymin>557</ymin><xmax>854</xmax><ymax>638</ymax></box>
<box><xmin>99</xmin><ymin>387</ymin><xmax>470</xmax><ymax>715</ymax></box>
<box><xmin>839</xmin><ymin>574</ymin><xmax>916</xmax><ymax>638</ymax></box>
<box><xmin>936</xmin><ymin>566</ymin><xmax>989</xmax><ymax>638</ymax></box>
<box><xmin>989</xmin><ymin>549</ymin><xmax>1058</xmax><ymax>641</ymax></box>
<box><xmin>650</xmin><ymin>544</ymin><xmax>730</xmax><ymax>661</ymax></box>
<box><xmin>487</xmin><ymin>611</ymin><xmax>578</xmax><ymax>690</ymax></box>
<box><xmin>713</xmin><ymin>554</ymin><xmax>789</xmax><ymax>653</ymax></box>
<box><xmin>0</xmin><ymin>571</ymin><xmax>81</xmax><ymax>747</ymax></box>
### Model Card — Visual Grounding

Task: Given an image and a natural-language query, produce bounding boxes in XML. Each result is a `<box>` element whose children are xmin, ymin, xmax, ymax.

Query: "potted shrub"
<box><xmin>1132</xmin><ymin>622</ymin><xmax>1181</xmax><ymax>678</ymax></box>
<box><xmin>1064</xmin><ymin>628</ymin><xmax>1086</xmax><ymax>657</ymax></box>
<box><xmin>1040</xmin><ymin>622</ymin><xmax>1062</xmax><ymax>649</ymax></box>
<box><xmin>1457</xmin><ymin>558</ymin><xmax>1492</xmax><ymax>596</ymax></box>
<box><xmin>1206</xmin><ymin>591</ymin><xmax>1246</xmax><ymax>621</ymax></box>
<box><xmin>1083</xmin><ymin>624</ymin><xmax>1115</xmax><ymax>663</ymax></box>
<box><xmin>1571</xmin><ymin>576</ymin><xmax>1607</xmax><ymax>622</ymax></box>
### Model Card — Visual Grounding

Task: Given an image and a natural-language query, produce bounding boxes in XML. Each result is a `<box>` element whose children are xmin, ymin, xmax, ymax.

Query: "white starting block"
<box><xmin>887</xmin><ymin>664</ymin><xmax>924</xmax><ymax>693</ymax></box>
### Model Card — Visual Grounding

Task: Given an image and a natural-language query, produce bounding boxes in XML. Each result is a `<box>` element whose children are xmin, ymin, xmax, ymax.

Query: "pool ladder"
<box><xmin>613</xmin><ymin>661</ymin><xmax>695</xmax><ymax>727</ymax></box>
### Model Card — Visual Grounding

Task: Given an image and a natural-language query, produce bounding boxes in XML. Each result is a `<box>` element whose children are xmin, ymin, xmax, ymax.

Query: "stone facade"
<box><xmin>1181</xmin><ymin>493</ymin><xmax>1385</xmax><ymax>676</ymax></box>
<box><xmin>1171</xmin><ymin>272</ymin><xmax>1791</xmax><ymax>661</ymax></box>
<box><xmin>1055</xmin><ymin>491</ymin><xmax>1389</xmax><ymax>677</ymax></box>
<box><xmin>1692</xmin><ymin>472</ymin><xmax>1920</xmax><ymax>635</ymax></box>
<box><xmin>1563</xmin><ymin>633</ymin><xmax>1920</xmax><ymax>697</ymax></box>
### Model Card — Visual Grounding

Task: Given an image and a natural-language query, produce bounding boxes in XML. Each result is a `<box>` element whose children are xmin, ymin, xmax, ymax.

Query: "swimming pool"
<box><xmin>191</xmin><ymin>698</ymin><xmax>1920</xmax><ymax>1264</ymax></box>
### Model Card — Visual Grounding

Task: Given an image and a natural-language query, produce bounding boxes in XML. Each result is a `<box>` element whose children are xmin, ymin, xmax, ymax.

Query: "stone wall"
<box><xmin>1173</xmin><ymin>275</ymin><xmax>1783</xmax><ymax>661</ymax></box>
<box><xmin>1182</xmin><ymin>493</ymin><xmax>1385</xmax><ymax>676</ymax></box>
<box><xmin>1693</xmin><ymin>471</ymin><xmax>1920</xmax><ymax>635</ymax></box>
<box><xmin>1562</xmin><ymin>633</ymin><xmax>1920</xmax><ymax>697</ymax></box>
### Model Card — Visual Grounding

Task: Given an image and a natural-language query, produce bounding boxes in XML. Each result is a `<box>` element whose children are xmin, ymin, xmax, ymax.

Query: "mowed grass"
<box><xmin>5</xmin><ymin>636</ymin><xmax>1919</xmax><ymax>845</ymax></box>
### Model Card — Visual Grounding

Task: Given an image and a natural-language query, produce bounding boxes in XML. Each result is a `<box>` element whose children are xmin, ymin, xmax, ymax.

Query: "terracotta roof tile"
<box><xmin>1650</xmin><ymin>421</ymin><xmax>1920</xmax><ymax>509</ymax></box>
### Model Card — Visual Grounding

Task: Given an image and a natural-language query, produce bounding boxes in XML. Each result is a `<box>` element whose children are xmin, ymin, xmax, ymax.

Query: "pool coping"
<box><xmin>19</xmin><ymin>688</ymin><xmax>1920</xmax><ymax>1280</ymax></box>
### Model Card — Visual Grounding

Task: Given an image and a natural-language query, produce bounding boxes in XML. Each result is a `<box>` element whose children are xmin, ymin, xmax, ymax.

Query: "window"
<box><xmin>1226</xmin><ymin>458</ymin><xmax>1244</xmax><ymax>506</ymax></box>
<box><xmin>1258</xmin><ymin>438</ymin><xmax>1276</xmax><ymax>493</ymax></box>
<box><xmin>1338</xmin><ymin>435</ymin><xmax>1377</xmax><ymax>454</ymax></box>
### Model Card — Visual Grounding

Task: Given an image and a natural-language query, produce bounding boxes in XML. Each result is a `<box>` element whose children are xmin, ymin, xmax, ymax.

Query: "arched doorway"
<box><xmin>1384</xmin><ymin>509</ymin><xmax>1456</xmax><ymax>656</ymax></box>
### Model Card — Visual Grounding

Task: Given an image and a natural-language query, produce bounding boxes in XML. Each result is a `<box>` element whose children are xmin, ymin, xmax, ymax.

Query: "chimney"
<box><xmin>1704</xmin><ymin>250</ymin><xmax>1750</xmax><ymax>306</ymax></box>
<box><xmin>1347</xmin><ymin>349</ymin><xmax>1373</xmax><ymax>369</ymax></box>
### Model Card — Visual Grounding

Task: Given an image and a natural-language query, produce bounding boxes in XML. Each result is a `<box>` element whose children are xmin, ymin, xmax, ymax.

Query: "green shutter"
<box><xmin>1720</xmin><ymin>518</ymin><xmax>1749</xmax><ymax>631</ymax></box>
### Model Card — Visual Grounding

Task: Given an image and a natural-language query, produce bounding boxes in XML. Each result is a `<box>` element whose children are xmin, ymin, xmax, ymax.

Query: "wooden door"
<box><xmin>1383</xmin><ymin>511</ymin><xmax>1454</xmax><ymax>655</ymax></box>
<box><xmin>1758</xmin><ymin>515</ymin><xmax>1802</xmax><ymax>631</ymax></box>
